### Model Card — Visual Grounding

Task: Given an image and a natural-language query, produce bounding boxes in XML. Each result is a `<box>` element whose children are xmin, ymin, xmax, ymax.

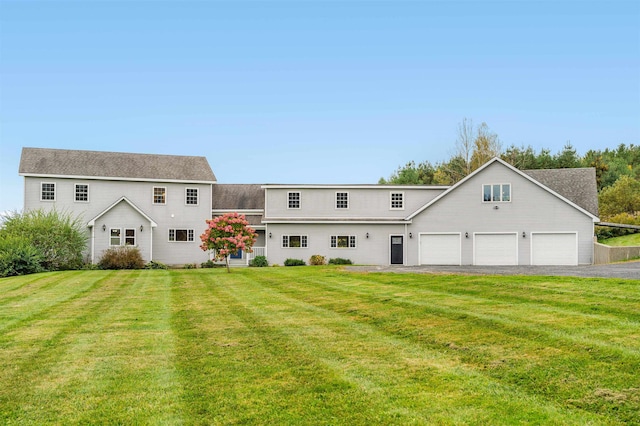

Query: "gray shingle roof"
<box><xmin>19</xmin><ymin>147</ymin><xmax>216</xmax><ymax>183</ymax></box>
<box><xmin>523</xmin><ymin>168</ymin><xmax>598</xmax><ymax>216</ymax></box>
<box><xmin>211</xmin><ymin>184</ymin><xmax>265</xmax><ymax>210</ymax></box>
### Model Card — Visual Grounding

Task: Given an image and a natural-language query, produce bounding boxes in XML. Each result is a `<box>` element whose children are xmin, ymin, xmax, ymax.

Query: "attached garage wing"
<box><xmin>474</xmin><ymin>233</ymin><xmax>518</xmax><ymax>265</ymax></box>
<box><xmin>531</xmin><ymin>232</ymin><xmax>578</xmax><ymax>265</ymax></box>
<box><xmin>419</xmin><ymin>233</ymin><xmax>461</xmax><ymax>265</ymax></box>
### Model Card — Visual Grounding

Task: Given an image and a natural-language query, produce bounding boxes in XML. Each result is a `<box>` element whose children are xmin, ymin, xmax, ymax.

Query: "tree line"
<box><xmin>378</xmin><ymin>119</ymin><xmax>639</xmax><ymax>229</ymax></box>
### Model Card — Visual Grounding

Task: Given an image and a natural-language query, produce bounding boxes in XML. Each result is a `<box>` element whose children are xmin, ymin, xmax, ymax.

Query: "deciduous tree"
<box><xmin>199</xmin><ymin>212</ymin><xmax>257</xmax><ymax>273</ymax></box>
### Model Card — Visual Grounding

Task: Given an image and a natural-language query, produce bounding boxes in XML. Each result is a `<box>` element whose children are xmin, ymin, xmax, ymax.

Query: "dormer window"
<box><xmin>483</xmin><ymin>184</ymin><xmax>511</xmax><ymax>202</ymax></box>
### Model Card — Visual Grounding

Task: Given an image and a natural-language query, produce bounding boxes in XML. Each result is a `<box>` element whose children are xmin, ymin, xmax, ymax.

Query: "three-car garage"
<box><xmin>418</xmin><ymin>231</ymin><xmax>579</xmax><ymax>266</ymax></box>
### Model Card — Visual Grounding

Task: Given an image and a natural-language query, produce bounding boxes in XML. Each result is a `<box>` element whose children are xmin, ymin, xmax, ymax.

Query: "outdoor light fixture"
<box><xmin>409</xmin><ymin>232</ymin><xmax>413</xmax><ymax>239</ymax></box>
<box><xmin>522</xmin><ymin>231</ymin><xmax>526</xmax><ymax>238</ymax></box>
<box><xmin>102</xmin><ymin>224</ymin><xmax>106</xmax><ymax>232</ymax></box>
<box><xmin>269</xmin><ymin>232</ymin><xmax>272</xmax><ymax>239</ymax></box>
<box><xmin>366</xmin><ymin>233</ymin><xmax>369</xmax><ymax>239</ymax></box>
<box><xmin>140</xmin><ymin>225</ymin><xmax>144</xmax><ymax>232</ymax></box>
<box><xmin>494</xmin><ymin>205</ymin><xmax>499</xmax><ymax>210</ymax></box>
<box><xmin>465</xmin><ymin>232</ymin><xmax>469</xmax><ymax>238</ymax></box>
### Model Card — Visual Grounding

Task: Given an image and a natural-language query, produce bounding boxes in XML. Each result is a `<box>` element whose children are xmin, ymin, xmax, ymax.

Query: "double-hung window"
<box><xmin>41</xmin><ymin>182</ymin><xmax>56</xmax><ymax>201</ymax></box>
<box><xmin>169</xmin><ymin>229</ymin><xmax>194</xmax><ymax>242</ymax></box>
<box><xmin>124</xmin><ymin>229</ymin><xmax>136</xmax><ymax>246</ymax></box>
<box><xmin>110</xmin><ymin>229</ymin><xmax>121</xmax><ymax>246</ymax></box>
<box><xmin>110</xmin><ymin>228</ymin><xmax>136</xmax><ymax>246</ymax></box>
<box><xmin>75</xmin><ymin>184</ymin><xmax>89</xmax><ymax>202</ymax></box>
<box><xmin>483</xmin><ymin>184</ymin><xmax>511</xmax><ymax>202</ymax></box>
<box><xmin>153</xmin><ymin>187</ymin><xmax>167</xmax><ymax>205</ymax></box>
<box><xmin>336</xmin><ymin>192</ymin><xmax>349</xmax><ymax>209</ymax></box>
<box><xmin>282</xmin><ymin>235</ymin><xmax>308</xmax><ymax>248</ymax></box>
<box><xmin>185</xmin><ymin>188</ymin><xmax>198</xmax><ymax>205</ymax></box>
<box><xmin>330</xmin><ymin>235</ymin><xmax>356</xmax><ymax>248</ymax></box>
<box><xmin>390</xmin><ymin>192</ymin><xmax>404</xmax><ymax>209</ymax></box>
<box><xmin>288</xmin><ymin>192</ymin><xmax>301</xmax><ymax>209</ymax></box>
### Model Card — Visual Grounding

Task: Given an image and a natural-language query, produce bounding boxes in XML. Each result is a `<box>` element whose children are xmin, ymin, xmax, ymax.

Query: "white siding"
<box><xmin>265</xmin><ymin>223</ymin><xmax>406</xmax><ymax>266</ymax></box>
<box><xmin>24</xmin><ymin>177</ymin><xmax>211</xmax><ymax>265</ymax></box>
<box><xmin>407</xmin><ymin>161</ymin><xmax>595</xmax><ymax>265</ymax></box>
<box><xmin>265</xmin><ymin>187</ymin><xmax>445</xmax><ymax>219</ymax></box>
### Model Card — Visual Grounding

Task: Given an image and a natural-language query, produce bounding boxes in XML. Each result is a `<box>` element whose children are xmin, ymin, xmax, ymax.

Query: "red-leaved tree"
<box><xmin>200</xmin><ymin>212</ymin><xmax>258</xmax><ymax>272</ymax></box>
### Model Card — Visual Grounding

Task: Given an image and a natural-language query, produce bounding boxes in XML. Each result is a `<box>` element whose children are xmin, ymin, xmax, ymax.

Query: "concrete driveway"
<box><xmin>347</xmin><ymin>261</ymin><xmax>640</xmax><ymax>280</ymax></box>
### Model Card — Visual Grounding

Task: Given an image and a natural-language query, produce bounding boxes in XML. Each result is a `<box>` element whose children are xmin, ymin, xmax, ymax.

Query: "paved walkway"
<box><xmin>347</xmin><ymin>261</ymin><xmax>640</xmax><ymax>280</ymax></box>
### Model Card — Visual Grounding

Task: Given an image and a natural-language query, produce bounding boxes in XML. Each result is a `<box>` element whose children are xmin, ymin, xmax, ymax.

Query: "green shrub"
<box><xmin>309</xmin><ymin>255</ymin><xmax>326</xmax><ymax>265</ymax></box>
<box><xmin>200</xmin><ymin>259</ymin><xmax>220</xmax><ymax>268</ymax></box>
<box><xmin>328</xmin><ymin>257</ymin><xmax>353</xmax><ymax>265</ymax></box>
<box><xmin>0</xmin><ymin>235</ymin><xmax>43</xmax><ymax>277</ymax></box>
<box><xmin>98</xmin><ymin>246</ymin><xmax>145</xmax><ymax>270</ymax></box>
<box><xmin>183</xmin><ymin>263</ymin><xmax>197</xmax><ymax>269</ymax></box>
<box><xmin>249</xmin><ymin>255</ymin><xmax>269</xmax><ymax>267</ymax></box>
<box><xmin>284</xmin><ymin>258</ymin><xmax>306</xmax><ymax>267</ymax></box>
<box><xmin>596</xmin><ymin>211</ymin><xmax>640</xmax><ymax>240</ymax></box>
<box><xmin>144</xmin><ymin>260</ymin><xmax>169</xmax><ymax>270</ymax></box>
<box><xmin>0</xmin><ymin>209</ymin><xmax>87</xmax><ymax>271</ymax></box>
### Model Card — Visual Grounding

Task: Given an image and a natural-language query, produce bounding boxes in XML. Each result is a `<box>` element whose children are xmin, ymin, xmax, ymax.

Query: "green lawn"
<box><xmin>600</xmin><ymin>233</ymin><xmax>640</xmax><ymax>247</ymax></box>
<box><xmin>1</xmin><ymin>268</ymin><xmax>638</xmax><ymax>425</ymax></box>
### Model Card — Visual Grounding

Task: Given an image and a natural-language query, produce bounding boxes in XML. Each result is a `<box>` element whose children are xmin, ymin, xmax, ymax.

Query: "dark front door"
<box><xmin>390</xmin><ymin>236</ymin><xmax>403</xmax><ymax>265</ymax></box>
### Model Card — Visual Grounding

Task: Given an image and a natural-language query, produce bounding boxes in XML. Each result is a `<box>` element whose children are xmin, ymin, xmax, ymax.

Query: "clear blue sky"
<box><xmin>1</xmin><ymin>0</ymin><xmax>639</xmax><ymax>213</ymax></box>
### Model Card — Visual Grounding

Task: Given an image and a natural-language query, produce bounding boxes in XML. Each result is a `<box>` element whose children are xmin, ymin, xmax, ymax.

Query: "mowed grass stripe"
<box><xmin>241</xmin><ymin>268</ymin><xmax>639</xmax><ymax>424</ymax></box>
<box><xmin>170</xmin><ymin>270</ymin><xmax>387</xmax><ymax>424</ymax></box>
<box><xmin>0</xmin><ymin>270</ymin><xmax>182</xmax><ymax>425</ymax></box>
<box><xmin>1</xmin><ymin>268</ymin><xmax>638</xmax><ymax>424</ymax></box>
<box><xmin>195</xmin><ymin>269</ymin><xmax>609</xmax><ymax>424</ymax></box>
<box><xmin>0</xmin><ymin>271</ymin><xmax>111</xmax><ymax>332</ymax></box>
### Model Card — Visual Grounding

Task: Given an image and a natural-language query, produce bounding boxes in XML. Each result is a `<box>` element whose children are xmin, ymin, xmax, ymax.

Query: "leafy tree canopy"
<box><xmin>199</xmin><ymin>212</ymin><xmax>257</xmax><ymax>272</ymax></box>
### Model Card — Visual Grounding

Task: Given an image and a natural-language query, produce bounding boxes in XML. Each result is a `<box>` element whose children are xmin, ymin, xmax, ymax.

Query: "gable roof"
<box><xmin>522</xmin><ymin>168</ymin><xmax>598</xmax><ymax>216</ymax></box>
<box><xmin>211</xmin><ymin>184</ymin><xmax>265</xmax><ymax>210</ymax></box>
<box><xmin>19</xmin><ymin>147</ymin><xmax>216</xmax><ymax>183</ymax></box>
<box><xmin>87</xmin><ymin>197</ymin><xmax>158</xmax><ymax>228</ymax></box>
<box><xmin>406</xmin><ymin>157</ymin><xmax>599</xmax><ymax>221</ymax></box>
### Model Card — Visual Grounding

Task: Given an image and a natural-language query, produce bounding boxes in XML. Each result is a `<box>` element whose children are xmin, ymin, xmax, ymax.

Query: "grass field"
<box><xmin>600</xmin><ymin>233</ymin><xmax>640</xmax><ymax>247</ymax></box>
<box><xmin>1</xmin><ymin>267</ymin><xmax>638</xmax><ymax>425</ymax></box>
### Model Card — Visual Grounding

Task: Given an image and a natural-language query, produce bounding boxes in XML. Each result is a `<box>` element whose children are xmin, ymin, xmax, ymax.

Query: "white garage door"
<box><xmin>420</xmin><ymin>233</ymin><xmax>461</xmax><ymax>265</ymax></box>
<box><xmin>531</xmin><ymin>233</ymin><xmax>578</xmax><ymax>265</ymax></box>
<box><xmin>474</xmin><ymin>233</ymin><xmax>518</xmax><ymax>265</ymax></box>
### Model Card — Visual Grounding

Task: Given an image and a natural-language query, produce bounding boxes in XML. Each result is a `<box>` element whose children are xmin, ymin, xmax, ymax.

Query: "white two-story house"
<box><xmin>19</xmin><ymin>148</ymin><xmax>599</xmax><ymax>267</ymax></box>
<box><xmin>19</xmin><ymin>148</ymin><xmax>215</xmax><ymax>265</ymax></box>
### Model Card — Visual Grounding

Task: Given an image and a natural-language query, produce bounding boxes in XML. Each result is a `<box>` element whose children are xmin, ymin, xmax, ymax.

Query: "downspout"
<box><xmin>90</xmin><ymin>225</ymin><xmax>95</xmax><ymax>264</ymax></box>
<box><xmin>404</xmin><ymin>223</ymin><xmax>408</xmax><ymax>265</ymax></box>
<box><xmin>149</xmin><ymin>224</ymin><xmax>153</xmax><ymax>261</ymax></box>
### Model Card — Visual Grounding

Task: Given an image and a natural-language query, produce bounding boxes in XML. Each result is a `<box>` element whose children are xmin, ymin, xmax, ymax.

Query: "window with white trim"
<box><xmin>185</xmin><ymin>188</ymin><xmax>198</xmax><ymax>205</ymax></box>
<box><xmin>110</xmin><ymin>229</ymin><xmax>121</xmax><ymax>246</ymax></box>
<box><xmin>330</xmin><ymin>235</ymin><xmax>356</xmax><ymax>248</ymax></box>
<box><xmin>75</xmin><ymin>184</ymin><xmax>89</xmax><ymax>202</ymax></box>
<box><xmin>41</xmin><ymin>182</ymin><xmax>56</xmax><ymax>201</ymax></box>
<box><xmin>153</xmin><ymin>187</ymin><xmax>166</xmax><ymax>204</ymax></box>
<box><xmin>390</xmin><ymin>192</ymin><xmax>404</xmax><ymax>209</ymax></box>
<box><xmin>336</xmin><ymin>192</ymin><xmax>349</xmax><ymax>209</ymax></box>
<box><xmin>483</xmin><ymin>184</ymin><xmax>511</xmax><ymax>202</ymax></box>
<box><xmin>288</xmin><ymin>192</ymin><xmax>301</xmax><ymax>209</ymax></box>
<box><xmin>282</xmin><ymin>235</ymin><xmax>308</xmax><ymax>248</ymax></box>
<box><xmin>169</xmin><ymin>229</ymin><xmax>194</xmax><ymax>242</ymax></box>
<box><xmin>124</xmin><ymin>229</ymin><xmax>136</xmax><ymax>246</ymax></box>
